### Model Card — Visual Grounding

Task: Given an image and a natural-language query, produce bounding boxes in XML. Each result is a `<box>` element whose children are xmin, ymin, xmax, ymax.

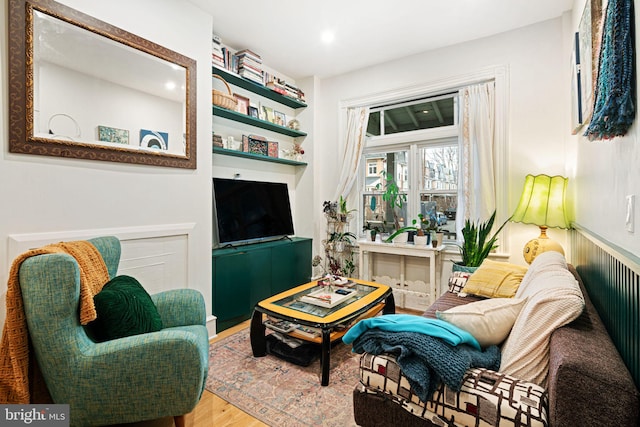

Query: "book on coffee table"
<box><xmin>300</xmin><ymin>288</ymin><xmax>356</xmax><ymax>308</ymax></box>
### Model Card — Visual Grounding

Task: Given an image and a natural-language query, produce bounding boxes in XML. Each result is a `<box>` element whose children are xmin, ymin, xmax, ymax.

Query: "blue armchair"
<box><xmin>18</xmin><ymin>236</ymin><xmax>209</xmax><ymax>426</ymax></box>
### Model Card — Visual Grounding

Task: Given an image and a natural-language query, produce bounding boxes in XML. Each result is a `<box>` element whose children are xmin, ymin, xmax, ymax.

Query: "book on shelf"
<box><xmin>235</xmin><ymin>49</ymin><xmax>262</xmax><ymax>62</ymax></box>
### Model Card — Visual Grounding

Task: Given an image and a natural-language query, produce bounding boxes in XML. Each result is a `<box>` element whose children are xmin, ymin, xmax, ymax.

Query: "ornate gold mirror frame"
<box><xmin>8</xmin><ymin>0</ymin><xmax>197</xmax><ymax>169</ymax></box>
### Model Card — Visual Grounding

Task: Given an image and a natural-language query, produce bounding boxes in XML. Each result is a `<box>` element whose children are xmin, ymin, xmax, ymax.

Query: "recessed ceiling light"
<box><xmin>321</xmin><ymin>30</ymin><xmax>335</xmax><ymax>44</ymax></box>
<box><xmin>422</xmin><ymin>110</ymin><xmax>430</xmax><ymax>114</ymax></box>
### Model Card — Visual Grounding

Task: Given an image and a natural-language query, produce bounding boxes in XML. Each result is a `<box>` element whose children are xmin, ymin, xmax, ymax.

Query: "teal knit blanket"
<box><xmin>350</xmin><ymin>329</ymin><xmax>500</xmax><ymax>402</ymax></box>
<box><xmin>342</xmin><ymin>314</ymin><xmax>481</xmax><ymax>350</ymax></box>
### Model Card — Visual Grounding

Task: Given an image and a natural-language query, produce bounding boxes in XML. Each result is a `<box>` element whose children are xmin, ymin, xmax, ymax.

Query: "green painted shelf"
<box><xmin>213</xmin><ymin>106</ymin><xmax>307</xmax><ymax>138</ymax></box>
<box><xmin>212</xmin><ymin>66</ymin><xmax>307</xmax><ymax>109</ymax></box>
<box><xmin>213</xmin><ymin>147</ymin><xmax>307</xmax><ymax>166</ymax></box>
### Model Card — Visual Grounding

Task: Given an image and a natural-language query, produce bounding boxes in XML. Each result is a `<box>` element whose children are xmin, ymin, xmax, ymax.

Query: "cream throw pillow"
<box><xmin>461</xmin><ymin>259</ymin><xmax>528</xmax><ymax>298</ymax></box>
<box><xmin>436</xmin><ymin>298</ymin><xmax>526</xmax><ymax>347</ymax></box>
<box><xmin>499</xmin><ymin>251</ymin><xmax>585</xmax><ymax>386</ymax></box>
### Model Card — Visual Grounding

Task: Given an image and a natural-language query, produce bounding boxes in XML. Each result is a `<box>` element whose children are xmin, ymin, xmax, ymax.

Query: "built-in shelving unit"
<box><xmin>212</xmin><ymin>105</ymin><xmax>307</xmax><ymax>138</ymax></box>
<box><xmin>212</xmin><ymin>146</ymin><xmax>307</xmax><ymax>166</ymax></box>
<box><xmin>212</xmin><ymin>65</ymin><xmax>307</xmax><ymax>168</ymax></box>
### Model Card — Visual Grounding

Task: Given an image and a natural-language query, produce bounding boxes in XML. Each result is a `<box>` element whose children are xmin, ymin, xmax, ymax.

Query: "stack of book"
<box><xmin>212</xmin><ymin>133</ymin><xmax>224</xmax><ymax>148</ymax></box>
<box><xmin>236</xmin><ymin>49</ymin><xmax>263</xmax><ymax>85</ymax></box>
<box><xmin>211</xmin><ymin>34</ymin><xmax>225</xmax><ymax>69</ymax></box>
<box><xmin>264</xmin><ymin>73</ymin><xmax>306</xmax><ymax>102</ymax></box>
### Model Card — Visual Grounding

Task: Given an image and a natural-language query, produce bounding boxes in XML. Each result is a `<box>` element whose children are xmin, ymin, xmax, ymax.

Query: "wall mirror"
<box><xmin>8</xmin><ymin>0</ymin><xmax>197</xmax><ymax>169</ymax></box>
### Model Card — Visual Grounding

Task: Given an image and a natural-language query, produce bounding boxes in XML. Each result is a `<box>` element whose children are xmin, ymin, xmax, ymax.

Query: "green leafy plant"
<box><xmin>338</xmin><ymin>195</ymin><xmax>357</xmax><ymax>217</ymax></box>
<box><xmin>455</xmin><ymin>210</ymin><xmax>510</xmax><ymax>267</ymax></box>
<box><xmin>363</xmin><ymin>222</ymin><xmax>383</xmax><ymax>241</ymax></box>
<box><xmin>328</xmin><ymin>231</ymin><xmax>357</xmax><ymax>243</ymax></box>
<box><xmin>385</xmin><ymin>215</ymin><xmax>424</xmax><ymax>242</ymax></box>
<box><xmin>375</xmin><ymin>171</ymin><xmax>407</xmax><ymax>231</ymax></box>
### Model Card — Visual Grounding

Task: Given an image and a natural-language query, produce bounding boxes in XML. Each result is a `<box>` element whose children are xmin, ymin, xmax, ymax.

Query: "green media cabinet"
<box><xmin>212</xmin><ymin>237</ymin><xmax>312</xmax><ymax>332</ymax></box>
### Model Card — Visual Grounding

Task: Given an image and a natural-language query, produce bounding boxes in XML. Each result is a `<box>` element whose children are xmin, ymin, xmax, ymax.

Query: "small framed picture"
<box><xmin>234</xmin><ymin>94</ymin><xmax>250</xmax><ymax>115</ymax></box>
<box><xmin>267</xmin><ymin>141</ymin><xmax>279</xmax><ymax>157</ymax></box>
<box><xmin>248</xmin><ymin>106</ymin><xmax>259</xmax><ymax>118</ymax></box>
<box><xmin>274</xmin><ymin>111</ymin><xmax>286</xmax><ymax>126</ymax></box>
<box><xmin>262</xmin><ymin>106</ymin><xmax>274</xmax><ymax>123</ymax></box>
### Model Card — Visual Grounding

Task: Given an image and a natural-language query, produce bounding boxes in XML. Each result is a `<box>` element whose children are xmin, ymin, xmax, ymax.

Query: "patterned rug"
<box><xmin>206</xmin><ymin>328</ymin><xmax>360</xmax><ymax>427</ymax></box>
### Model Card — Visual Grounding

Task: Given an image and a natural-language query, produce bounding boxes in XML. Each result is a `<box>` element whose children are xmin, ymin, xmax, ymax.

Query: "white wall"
<box><xmin>315</xmin><ymin>18</ymin><xmax>571</xmax><ymax>265</ymax></box>
<box><xmin>569</xmin><ymin>0</ymin><xmax>640</xmax><ymax>256</ymax></box>
<box><xmin>0</xmin><ymin>0</ymin><xmax>213</xmax><ymax>325</ymax></box>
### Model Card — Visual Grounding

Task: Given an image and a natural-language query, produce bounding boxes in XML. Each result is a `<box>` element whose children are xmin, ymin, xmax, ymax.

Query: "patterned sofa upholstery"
<box><xmin>353</xmin><ymin>264</ymin><xmax>640</xmax><ymax>427</ymax></box>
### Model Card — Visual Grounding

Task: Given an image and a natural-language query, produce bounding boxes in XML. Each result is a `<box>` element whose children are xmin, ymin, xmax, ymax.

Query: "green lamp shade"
<box><xmin>512</xmin><ymin>174</ymin><xmax>570</xmax><ymax>229</ymax></box>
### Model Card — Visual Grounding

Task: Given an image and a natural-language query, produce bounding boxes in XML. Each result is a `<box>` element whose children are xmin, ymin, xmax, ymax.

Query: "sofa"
<box><xmin>352</xmin><ymin>252</ymin><xmax>640</xmax><ymax>427</ymax></box>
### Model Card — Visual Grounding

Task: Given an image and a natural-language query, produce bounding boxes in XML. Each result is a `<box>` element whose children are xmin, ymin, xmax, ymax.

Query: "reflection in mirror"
<box><xmin>9</xmin><ymin>0</ymin><xmax>197</xmax><ymax>168</ymax></box>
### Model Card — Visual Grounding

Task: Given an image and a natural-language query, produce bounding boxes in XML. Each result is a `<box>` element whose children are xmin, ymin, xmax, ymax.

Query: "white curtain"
<box><xmin>458</xmin><ymin>81</ymin><xmax>496</xmax><ymax>229</ymax></box>
<box><xmin>333</xmin><ymin>106</ymin><xmax>370</xmax><ymax>200</ymax></box>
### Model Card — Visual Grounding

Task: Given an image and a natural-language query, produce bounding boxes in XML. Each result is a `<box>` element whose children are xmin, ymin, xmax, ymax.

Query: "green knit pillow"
<box><xmin>87</xmin><ymin>275</ymin><xmax>163</xmax><ymax>342</ymax></box>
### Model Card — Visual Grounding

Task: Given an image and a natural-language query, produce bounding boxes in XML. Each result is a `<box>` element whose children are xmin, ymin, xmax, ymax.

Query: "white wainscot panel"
<box><xmin>118</xmin><ymin>234</ymin><xmax>187</xmax><ymax>295</ymax></box>
<box><xmin>7</xmin><ymin>224</ymin><xmax>194</xmax><ymax>295</ymax></box>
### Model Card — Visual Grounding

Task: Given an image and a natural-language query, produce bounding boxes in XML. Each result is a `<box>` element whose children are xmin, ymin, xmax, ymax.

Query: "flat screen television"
<box><xmin>212</xmin><ymin>178</ymin><xmax>295</xmax><ymax>248</ymax></box>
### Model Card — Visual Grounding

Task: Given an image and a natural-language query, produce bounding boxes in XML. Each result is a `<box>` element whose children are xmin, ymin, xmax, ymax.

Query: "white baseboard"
<box><xmin>206</xmin><ymin>315</ymin><xmax>217</xmax><ymax>340</ymax></box>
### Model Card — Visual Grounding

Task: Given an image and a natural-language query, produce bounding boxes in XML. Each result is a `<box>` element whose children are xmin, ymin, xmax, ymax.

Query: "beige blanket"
<box><xmin>0</xmin><ymin>240</ymin><xmax>110</xmax><ymax>403</ymax></box>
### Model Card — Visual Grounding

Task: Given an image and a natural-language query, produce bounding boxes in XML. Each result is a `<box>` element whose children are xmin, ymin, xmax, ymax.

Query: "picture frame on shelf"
<box><xmin>262</xmin><ymin>106</ymin><xmax>275</xmax><ymax>123</ymax></box>
<box><xmin>248</xmin><ymin>106</ymin><xmax>259</xmax><ymax>118</ymax></box>
<box><xmin>268</xmin><ymin>141</ymin><xmax>278</xmax><ymax>157</ymax></box>
<box><xmin>98</xmin><ymin>125</ymin><xmax>129</xmax><ymax>145</ymax></box>
<box><xmin>248</xmin><ymin>138</ymin><xmax>268</xmax><ymax>156</ymax></box>
<box><xmin>234</xmin><ymin>94</ymin><xmax>250</xmax><ymax>115</ymax></box>
<box><xmin>274</xmin><ymin>111</ymin><xmax>286</xmax><ymax>126</ymax></box>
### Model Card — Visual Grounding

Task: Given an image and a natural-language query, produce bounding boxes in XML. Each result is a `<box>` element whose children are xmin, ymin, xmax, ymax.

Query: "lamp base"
<box><xmin>523</xmin><ymin>227</ymin><xmax>565</xmax><ymax>264</ymax></box>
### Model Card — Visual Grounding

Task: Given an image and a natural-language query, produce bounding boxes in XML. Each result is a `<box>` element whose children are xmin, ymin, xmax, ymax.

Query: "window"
<box><xmin>366</xmin><ymin>160</ymin><xmax>378</xmax><ymax>176</ymax></box>
<box><xmin>367</xmin><ymin>94</ymin><xmax>455</xmax><ymax>137</ymax></box>
<box><xmin>361</xmin><ymin>93</ymin><xmax>458</xmax><ymax>239</ymax></box>
<box><xmin>362</xmin><ymin>151</ymin><xmax>408</xmax><ymax>233</ymax></box>
<box><xmin>418</xmin><ymin>145</ymin><xmax>458</xmax><ymax>238</ymax></box>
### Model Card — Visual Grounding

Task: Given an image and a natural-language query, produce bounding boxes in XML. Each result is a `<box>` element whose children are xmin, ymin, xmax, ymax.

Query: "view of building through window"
<box><xmin>363</xmin><ymin>151</ymin><xmax>408</xmax><ymax>233</ymax></box>
<box><xmin>419</xmin><ymin>145</ymin><xmax>458</xmax><ymax>238</ymax></box>
<box><xmin>362</xmin><ymin>148</ymin><xmax>457</xmax><ymax>237</ymax></box>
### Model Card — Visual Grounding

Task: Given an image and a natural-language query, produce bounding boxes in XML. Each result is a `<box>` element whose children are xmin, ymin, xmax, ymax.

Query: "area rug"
<box><xmin>206</xmin><ymin>328</ymin><xmax>360</xmax><ymax>427</ymax></box>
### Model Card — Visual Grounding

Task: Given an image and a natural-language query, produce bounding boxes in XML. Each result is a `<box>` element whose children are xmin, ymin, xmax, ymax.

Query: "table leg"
<box><xmin>320</xmin><ymin>328</ymin><xmax>331</xmax><ymax>386</ymax></box>
<box><xmin>249</xmin><ymin>309</ymin><xmax>266</xmax><ymax>357</ymax></box>
<box><xmin>383</xmin><ymin>292</ymin><xmax>396</xmax><ymax>314</ymax></box>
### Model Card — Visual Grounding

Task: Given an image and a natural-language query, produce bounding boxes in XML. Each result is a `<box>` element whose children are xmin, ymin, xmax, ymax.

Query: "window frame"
<box><xmin>341</xmin><ymin>66</ymin><xmax>509</xmax><ymax>252</ymax></box>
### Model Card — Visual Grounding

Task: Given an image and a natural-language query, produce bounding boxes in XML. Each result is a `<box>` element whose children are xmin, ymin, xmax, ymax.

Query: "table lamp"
<box><xmin>511</xmin><ymin>174</ymin><xmax>570</xmax><ymax>264</ymax></box>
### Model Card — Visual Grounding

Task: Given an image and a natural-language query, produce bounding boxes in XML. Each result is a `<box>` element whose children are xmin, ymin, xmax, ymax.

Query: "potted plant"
<box><xmin>385</xmin><ymin>214</ymin><xmax>425</xmax><ymax>243</ymax></box>
<box><xmin>375</xmin><ymin>171</ymin><xmax>407</xmax><ymax>240</ymax></box>
<box><xmin>454</xmin><ymin>210</ymin><xmax>509</xmax><ymax>272</ymax></box>
<box><xmin>363</xmin><ymin>222</ymin><xmax>382</xmax><ymax>242</ymax></box>
<box><xmin>413</xmin><ymin>214</ymin><xmax>430</xmax><ymax>245</ymax></box>
<box><xmin>338</xmin><ymin>195</ymin><xmax>357</xmax><ymax>222</ymax></box>
<box><xmin>329</xmin><ymin>231</ymin><xmax>357</xmax><ymax>253</ymax></box>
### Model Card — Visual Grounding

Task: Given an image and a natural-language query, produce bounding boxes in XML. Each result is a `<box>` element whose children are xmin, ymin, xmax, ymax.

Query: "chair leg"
<box><xmin>174</xmin><ymin>415</ymin><xmax>185</xmax><ymax>427</ymax></box>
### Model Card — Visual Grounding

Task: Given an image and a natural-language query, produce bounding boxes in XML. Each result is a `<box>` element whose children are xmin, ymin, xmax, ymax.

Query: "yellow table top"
<box><xmin>257</xmin><ymin>278</ymin><xmax>391</xmax><ymax>325</ymax></box>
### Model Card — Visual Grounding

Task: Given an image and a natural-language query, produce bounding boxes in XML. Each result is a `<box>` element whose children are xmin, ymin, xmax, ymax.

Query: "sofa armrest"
<box><xmin>152</xmin><ymin>289</ymin><xmax>206</xmax><ymax>328</ymax></box>
<box><xmin>548</xmin><ymin>306</ymin><xmax>640</xmax><ymax>427</ymax></box>
<box><xmin>45</xmin><ymin>326</ymin><xmax>209</xmax><ymax>425</ymax></box>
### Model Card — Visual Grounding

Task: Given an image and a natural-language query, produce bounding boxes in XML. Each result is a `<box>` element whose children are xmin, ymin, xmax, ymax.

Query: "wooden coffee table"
<box><xmin>250</xmin><ymin>278</ymin><xmax>395</xmax><ymax>386</ymax></box>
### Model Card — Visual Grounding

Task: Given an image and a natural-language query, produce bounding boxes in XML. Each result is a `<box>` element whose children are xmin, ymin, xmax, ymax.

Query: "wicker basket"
<box><xmin>212</xmin><ymin>74</ymin><xmax>238</xmax><ymax>110</ymax></box>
